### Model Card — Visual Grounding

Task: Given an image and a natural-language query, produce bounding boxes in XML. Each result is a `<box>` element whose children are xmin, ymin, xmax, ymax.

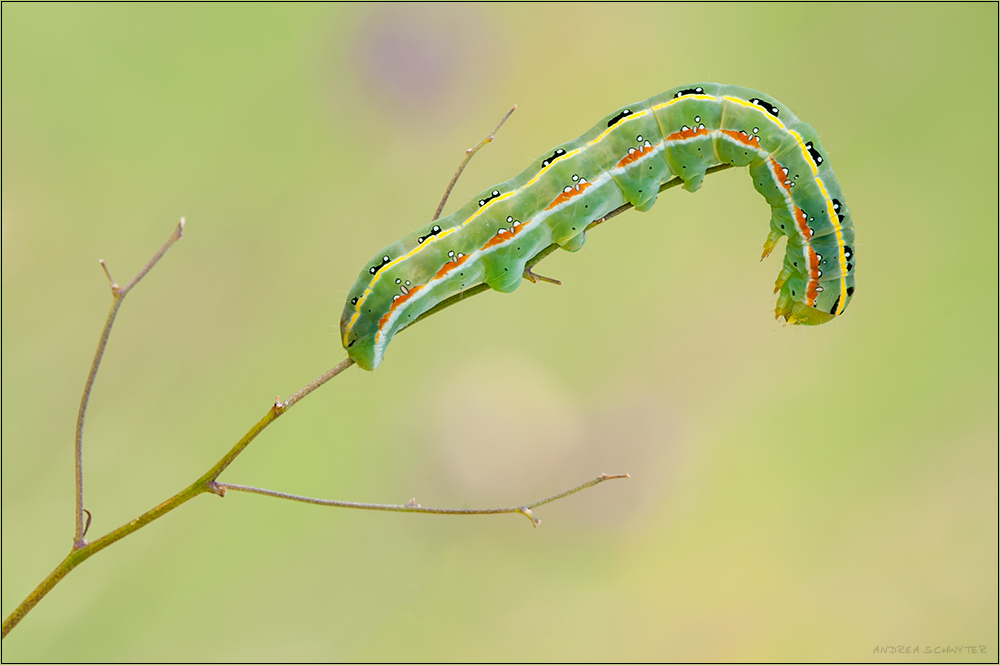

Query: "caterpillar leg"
<box><xmin>560</xmin><ymin>231</ymin><xmax>587</xmax><ymax>252</ymax></box>
<box><xmin>761</xmin><ymin>228</ymin><xmax>783</xmax><ymax>260</ymax></box>
<box><xmin>681</xmin><ymin>168</ymin><xmax>706</xmax><ymax>193</ymax></box>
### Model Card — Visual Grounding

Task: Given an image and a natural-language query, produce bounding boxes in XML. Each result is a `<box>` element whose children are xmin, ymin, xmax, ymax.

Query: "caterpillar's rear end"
<box><xmin>750</xmin><ymin>117</ymin><xmax>857</xmax><ymax>326</ymax></box>
<box><xmin>682</xmin><ymin>84</ymin><xmax>857</xmax><ymax>325</ymax></box>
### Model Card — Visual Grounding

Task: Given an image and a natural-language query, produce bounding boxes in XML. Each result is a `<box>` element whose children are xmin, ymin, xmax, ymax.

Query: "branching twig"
<box><xmin>216</xmin><ymin>474</ymin><xmax>629</xmax><ymax>527</ymax></box>
<box><xmin>3</xmin><ymin>127</ymin><xmax>734</xmax><ymax>639</ymax></box>
<box><xmin>432</xmin><ymin>105</ymin><xmax>517</xmax><ymax>221</ymax></box>
<box><xmin>75</xmin><ymin>218</ymin><xmax>185</xmax><ymax>547</ymax></box>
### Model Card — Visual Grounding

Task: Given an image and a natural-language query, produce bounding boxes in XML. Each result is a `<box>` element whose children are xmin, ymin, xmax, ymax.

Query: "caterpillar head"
<box><xmin>341</xmin><ymin>287</ymin><xmax>381</xmax><ymax>371</ymax></box>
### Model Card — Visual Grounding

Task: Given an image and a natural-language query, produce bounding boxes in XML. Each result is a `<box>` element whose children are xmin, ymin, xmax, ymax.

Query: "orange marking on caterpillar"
<box><xmin>617</xmin><ymin>143</ymin><xmax>655</xmax><ymax>168</ymax></box>
<box><xmin>546</xmin><ymin>181</ymin><xmax>592</xmax><ymax>211</ymax></box>
<box><xmin>794</xmin><ymin>206</ymin><xmax>813</xmax><ymax>239</ymax></box>
<box><xmin>377</xmin><ymin>251</ymin><xmax>478</xmax><ymax>331</ymax></box>
<box><xmin>667</xmin><ymin>126</ymin><xmax>710</xmax><ymax>141</ymax></box>
<box><xmin>433</xmin><ymin>253</ymin><xmax>472</xmax><ymax>280</ymax></box>
<box><xmin>806</xmin><ymin>245</ymin><xmax>820</xmax><ymax>305</ymax></box>
<box><xmin>378</xmin><ymin>284</ymin><xmax>425</xmax><ymax>330</ymax></box>
<box><xmin>720</xmin><ymin>129</ymin><xmax>761</xmax><ymax>148</ymax></box>
<box><xmin>481</xmin><ymin>223</ymin><xmax>526</xmax><ymax>251</ymax></box>
<box><xmin>768</xmin><ymin>157</ymin><xmax>792</xmax><ymax>194</ymax></box>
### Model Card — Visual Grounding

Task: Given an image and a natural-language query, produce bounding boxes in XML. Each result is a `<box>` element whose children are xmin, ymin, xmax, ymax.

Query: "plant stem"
<box><xmin>432</xmin><ymin>105</ymin><xmax>517</xmax><ymax>221</ymax></box>
<box><xmin>74</xmin><ymin>219</ymin><xmax>185</xmax><ymax>546</ymax></box>
<box><xmin>217</xmin><ymin>473</ymin><xmax>629</xmax><ymax>527</ymax></box>
<box><xmin>3</xmin><ymin>162</ymin><xmax>735</xmax><ymax>640</ymax></box>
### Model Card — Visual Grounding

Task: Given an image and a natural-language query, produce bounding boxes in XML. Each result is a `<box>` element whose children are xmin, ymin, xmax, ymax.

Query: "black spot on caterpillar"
<box><xmin>368</xmin><ymin>255</ymin><xmax>391</xmax><ymax>275</ymax></box>
<box><xmin>749</xmin><ymin>97</ymin><xmax>779</xmax><ymax>117</ymax></box>
<box><xmin>417</xmin><ymin>225</ymin><xmax>442</xmax><ymax>244</ymax></box>
<box><xmin>674</xmin><ymin>87</ymin><xmax>705</xmax><ymax>97</ymax></box>
<box><xmin>542</xmin><ymin>148</ymin><xmax>567</xmax><ymax>167</ymax></box>
<box><xmin>608</xmin><ymin>109</ymin><xmax>632</xmax><ymax>127</ymax></box>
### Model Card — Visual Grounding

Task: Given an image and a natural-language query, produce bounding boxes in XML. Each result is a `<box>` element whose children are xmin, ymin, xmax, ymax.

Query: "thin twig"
<box><xmin>281</xmin><ymin>358</ymin><xmax>355</xmax><ymax>410</ymax></box>
<box><xmin>432</xmin><ymin>105</ymin><xmax>517</xmax><ymax>221</ymax></box>
<box><xmin>217</xmin><ymin>474</ymin><xmax>629</xmax><ymax>527</ymax></box>
<box><xmin>199</xmin><ymin>358</ymin><xmax>357</xmax><ymax>488</ymax></box>
<box><xmin>3</xmin><ymin>158</ymin><xmax>736</xmax><ymax>639</ymax></box>
<box><xmin>74</xmin><ymin>218</ymin><xmax>185</xmax><ymax>547</ymax></box>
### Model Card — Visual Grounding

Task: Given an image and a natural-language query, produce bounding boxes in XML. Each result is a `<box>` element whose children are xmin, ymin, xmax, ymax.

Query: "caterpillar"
<box><xmin>341</xmin><ymin>83</ymin><xmax>856</xmax><ymax>371</ymax></box>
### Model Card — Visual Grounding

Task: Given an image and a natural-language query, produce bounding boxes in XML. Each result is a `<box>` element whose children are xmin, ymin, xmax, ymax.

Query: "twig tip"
<box><xmin>519</xmin><ymin>506</ymin><xmax>540</xmax><ymax>527</ymax></box>
<box><xmin>98</xmin><ymin>259</ymin><xmax>118</xmax><ymax>289</ymax></box>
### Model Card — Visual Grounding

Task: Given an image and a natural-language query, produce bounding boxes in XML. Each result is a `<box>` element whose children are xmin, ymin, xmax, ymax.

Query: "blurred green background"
<box><xmin>2</xmin><ymin>4</ymin><xmax>997</xmax><ymax>661</ymax></box>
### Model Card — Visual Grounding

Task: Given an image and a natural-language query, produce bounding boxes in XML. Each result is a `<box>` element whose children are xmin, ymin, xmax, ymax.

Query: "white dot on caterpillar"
<box><xmin>571</xmin><ymin>174</ymin><xmax>579</xmax><ymax>182</ymax></box>
<box><xmin>448</xmin><ymin>251</ymin><xmax>455</xmax><ymax>257</ymax></box>
<box><xmin>507</xmin><ymin>216</ymin><xmax>513</xmax><ymax>222</ymax></box>
<box><xmin>563</xmin><ymin>186</ymin><xmax>573</xmax><ymax>193</ymax></box>
<box><xmin>395</xmin><ymin>278</ymin><xmax>401</xmax><ymax>284</ymax></box>
<box><xmin>752</xmin><ymin>127</ymin><xmax>759</xmax><ymax>134</ymax></box>
<box><xmin>628</xmin><ymin>147</ymin><xmax>636</xmax><ymax>154</ymax></box>
<box><xmin>405</xmin><ymin>280</ymin><xmax>411</xmax><ymax>285</ymax></box>
<box><xmin>636</xmin><ymin>134</ymin><xmax>643</xmax><ymax>142</ymax></box>
<box><xmin>694</xmin><ymin>116</ymin><xmax>700</xmax><ymax>123</ymax></box>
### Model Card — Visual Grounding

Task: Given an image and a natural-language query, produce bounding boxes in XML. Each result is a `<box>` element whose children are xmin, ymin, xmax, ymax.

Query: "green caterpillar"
<box><xmin>341</xmin><ymin>83</ymin><xmax>856</xmax><ymax>370</ymax></box>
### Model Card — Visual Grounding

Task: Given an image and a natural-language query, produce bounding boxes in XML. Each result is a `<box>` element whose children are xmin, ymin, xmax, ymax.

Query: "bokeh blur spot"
<box><xmin>347</xmin><ymin>5</ymin><xmax>500</xmax><ymax>126</ymax></box>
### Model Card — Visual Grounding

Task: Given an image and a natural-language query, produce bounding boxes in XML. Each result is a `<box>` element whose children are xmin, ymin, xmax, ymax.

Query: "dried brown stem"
<box><xmin>3</xmin><ymin>142</ymin><xmax>733</xmax><ymax>640</ymax></box>
<box><xmin>74</xmin><ymin>218</ymin><xmax>185</xmax><ymax>547</ymax></box>
<box><xmin>432</xmin><ymin>105</ymin><xmax>517</xmax><ymax>221</ymax></box>
<box><xmin>218</xmin><ymin>473</ymin><xmax>629</xmax><ymax>527</ymax></box>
